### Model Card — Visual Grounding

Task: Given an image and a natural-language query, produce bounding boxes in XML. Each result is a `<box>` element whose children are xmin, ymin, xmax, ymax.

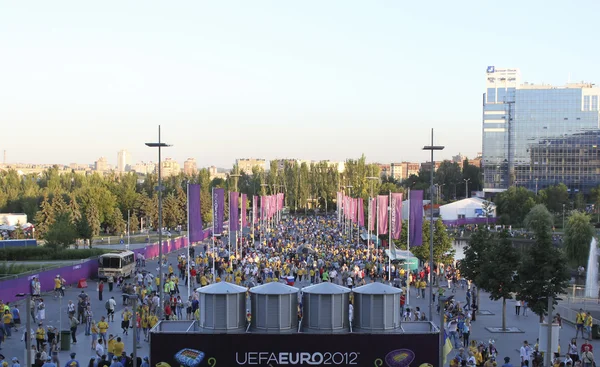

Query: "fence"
<box><xmin>0</xmin><ymin>232</ymin><xmax>212</xmax><ymax>304</ymax></box>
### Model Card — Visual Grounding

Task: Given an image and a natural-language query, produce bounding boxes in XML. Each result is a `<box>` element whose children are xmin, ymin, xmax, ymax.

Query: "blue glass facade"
<box><xmin>482</xmin><ymin>78</ymin><xmax>600</xmax><ymax>194</ymax></box>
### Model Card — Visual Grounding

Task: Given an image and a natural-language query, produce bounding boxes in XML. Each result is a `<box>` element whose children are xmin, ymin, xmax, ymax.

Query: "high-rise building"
<box><xmin>117</xmin><ymin>149</ymin><xmax>131</xmax><ymax>172</ymax></box>
<box><xmin>183</xmin><ymin>158</ymin><xmax>197</xmax><ymax>176</ymax></box>
<box><xmin>236</xmin><ymin>158</ymin><xmax>266</xmax><ymax>174</ymax></box>
<box><xmin>94</xmin><ymin>157</ymin><xmax>108</xmax><ymax>172</ymax></box>
<box><xmin>482</xmin><ymin>66</ymin><xmax>600</xmax><ymax>194</ymax></box>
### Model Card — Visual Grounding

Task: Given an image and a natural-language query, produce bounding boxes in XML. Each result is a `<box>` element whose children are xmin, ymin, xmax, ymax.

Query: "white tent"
<box><xmin>439</xmin><ymin>197</ymin><xmax>496</xmax><ymax>225</ymax></box>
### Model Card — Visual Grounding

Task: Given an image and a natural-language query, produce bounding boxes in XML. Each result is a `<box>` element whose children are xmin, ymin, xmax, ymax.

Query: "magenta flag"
<box><xmin>358</xmin><ymin>198</ymin><xmax>364</xmax><ymax>226</ymax></box>
<box><xmin>391</xmin><ymin>193</ymin><xmax>403</xmax><ymax>239</ymax></box>
<box><xmin>409</xmin><ymin>190</ymin><xmax>424</xmax><ymax>246</ymax></box>
<box><xmin>370</xmin><ymin>198</ymin><xmax>377</xmax><ymax>231</ymax></box>
<box><xmin>241</xmin><ymin>194</ymin><xmax>247</xmax><ymax>228</ymax></box>
<box><xmin>354</xmin><ymin>198</ymin><xmax>358</xmax><ymax>223</ymax></box>
<box><xmin>377</xmin><ymin>195</ymin><xmax>389</xmax><ymax>234</ymax></box>
<box><xmin>252</xmin><ymin>196</ymin><xmax>258</xmax><ymax>224</ymax></box>
<box><xmin>260</xmin><ymin>196</ymin><xmax>265</xmax><ymax>220</ymax></box>
<box><xmin>229</xmin><ymin>192</ymin><xmax>239</xmax><ymax>232</ymax></box>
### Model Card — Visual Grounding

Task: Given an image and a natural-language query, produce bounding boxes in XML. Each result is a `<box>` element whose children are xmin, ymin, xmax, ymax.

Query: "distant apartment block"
<box><xmin>94</xmin><ymin>157</ymin><xmax>109</xmax><ymax>172</ymax></box>
<box><xmin>132</xmin><ymin>161</ymin><xmax>156</xmax><ymax>175</ymax></box>
<box><xmin>183</xmin><ymin>158</ymin><xmax>198</xmax><ymax>176</ymax></box>
<box><xmin>160</xmin><ymin>158</ymin><xmax>180</xmax><ymax>178</ymax></box>
<box><xmin>208</xmin><ymin>166</ymin><xmax>227</xmax><ymax>180</ymax></box>
<box><xmin>236</xmin><ymin>158</ymin><xmax>266</xmax><ymax>174</ymax></box>
<box><xmin>117</xmin><ymin>149</ymin><xmax>132</xmax><ymax>172</ymax></box>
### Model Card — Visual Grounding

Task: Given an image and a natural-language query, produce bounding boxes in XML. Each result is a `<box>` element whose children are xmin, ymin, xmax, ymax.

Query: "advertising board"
<box><xmin>151</xmin><ymin>332</ymin><xmax>438</xmax><ymax>367</ymax></box>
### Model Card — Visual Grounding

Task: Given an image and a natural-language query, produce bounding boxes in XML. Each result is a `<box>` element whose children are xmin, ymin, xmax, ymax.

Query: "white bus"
<box><xmin>98</xmin><ymin>250</ymin><xmax>136</xmax><ymax>280</ymax></box>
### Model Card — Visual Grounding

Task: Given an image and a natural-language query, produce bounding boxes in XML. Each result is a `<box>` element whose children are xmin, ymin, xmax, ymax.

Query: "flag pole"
<box><xmin>211</xmin><ymin>187</ymin><xmax>216</xmax><ymax>283</ymax></box>
<box><xmin>376</xmin><ymin>196</ymin><xmax>379</xmax><ymax>275</ymax></box>
<box><xmin>406</xmin><ymin>188</ymin><xmax>410</xmax><ymax>306</ymax></box>
<box><xmin>186</xmin><ymin>183</ymin><xmax>191</xmax><ymax>297</ymax></box>
<box><xmin>388</xmin><ymin>191</ymin><xmax>392</xmax><ymax>283</ymax></box>
<box><xmin>228</xmin><ymin>193</ymin><xmax>231</xmax><ymax>260</ymax></box>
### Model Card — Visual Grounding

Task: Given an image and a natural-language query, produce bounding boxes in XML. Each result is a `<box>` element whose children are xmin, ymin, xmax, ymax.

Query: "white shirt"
<box><xmin>348</xmin><ymin>304</ymin><xmax>354</xmax><ymax>322</ymax></box>
<box><xmin>520</xmin><ymin>345</ymin><xmax>532</xmax><ymax>361</ymax></box>
<box><xmin>108</xmin><ymin>299</ymin><xmax>117</xmax><ymax>310</ymax></box>
<box><xmin>95</xmin><ymin>343</ymin><xmax>105</xmax><ymax>357</ymax></box>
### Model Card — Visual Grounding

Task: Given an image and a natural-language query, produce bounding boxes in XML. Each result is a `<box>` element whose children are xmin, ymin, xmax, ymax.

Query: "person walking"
<box><xmin>108</xmin><ymin>276</ymin><xmax>114</xmax><ymax>293</ymax></box>
<box><xmin>98</xmin><ymin>281</ymin><xmax>104</xmax><ymax>301</ymax></box>
<box><xmin>69</xmin><ymin>314</ymin><xmax>79</xmax><ymax>344</ymax></box>
<box><xmin>582</xmin><ymin>345</ymin><xmax>594</xmax><ymax>367</ymax></box>
<box><xmin>515</xmin><ymin>300</ymin><xmax>521</xmax><ymax>316</ymax></box>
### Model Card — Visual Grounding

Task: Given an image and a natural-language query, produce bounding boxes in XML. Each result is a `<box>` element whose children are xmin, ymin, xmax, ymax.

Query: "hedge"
<box><xmin>0</xmin><ymin>247</ymin><xmax>110</xmax><ymax>261</ymax></box>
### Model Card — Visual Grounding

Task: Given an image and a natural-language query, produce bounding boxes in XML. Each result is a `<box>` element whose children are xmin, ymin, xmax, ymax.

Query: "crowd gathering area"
<box><xmin>0</xmin><ymin>215</ymin><xmax>587</xmax><ymax>367</ymax></box>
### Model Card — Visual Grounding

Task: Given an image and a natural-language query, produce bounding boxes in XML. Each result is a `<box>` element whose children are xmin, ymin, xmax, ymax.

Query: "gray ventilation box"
<box><xmin>195</xmin><ymin>282</ymin><xmax>247</xmax><ymax>332</ymax></box>
<box><xmin>352</xmin><ymin>282</ymin><xmax>402</xmax><ymax>332</ymax></box>
<box><xmin>301</xmin><ymin>282</ymin><xmax>351</xmax><ymax>333</ymax></box>
<box><xmin>250</xmin><ymin>282</ymin><xmax>299</xmax><ymax>333</ymax></box>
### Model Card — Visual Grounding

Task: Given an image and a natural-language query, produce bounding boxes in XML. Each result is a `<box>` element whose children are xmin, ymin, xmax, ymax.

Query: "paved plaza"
<box><xmin>2</xmin><ymin>241</ymin><xmax>599</xmax><ymax>366</ymax></box>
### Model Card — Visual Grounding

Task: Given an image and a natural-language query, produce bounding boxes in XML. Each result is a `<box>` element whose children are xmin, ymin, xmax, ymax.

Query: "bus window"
<box><xmin>102</xmin><ymin>257</ymin><xmax>121</xmax><ymax>268</ymax></box>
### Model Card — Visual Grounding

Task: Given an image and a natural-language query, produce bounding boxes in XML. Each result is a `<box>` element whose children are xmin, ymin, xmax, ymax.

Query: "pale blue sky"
<box><xmin>2</xmin><ymin>1</ymin><xmax>599</xmax><ymax>168</ymax></box>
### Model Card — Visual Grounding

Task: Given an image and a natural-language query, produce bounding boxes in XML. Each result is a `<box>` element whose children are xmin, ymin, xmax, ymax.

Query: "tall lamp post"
<box><xmin>230</xmin><ymin>173</ymin><xmax>241</xmax><ymax>257</ymax></box>
<box><xmin>464</xmin><ymin>178</ymin><xmax>471</xmax><ymax>199</ymax></box>
<box><xmin>423</xmin><ymin>128</ymin><xmax>444</xmax><ymax>322</ymax></box>
<box><xmin>145</xmin><ymin>125</ymin><xmax>172</xmax><ymax>318</ymax></box>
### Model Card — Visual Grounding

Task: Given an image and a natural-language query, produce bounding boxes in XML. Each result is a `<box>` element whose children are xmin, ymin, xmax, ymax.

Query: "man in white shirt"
<box><xmin>520</xmin><ymin>340</ymin><xmax>532</xmax><ymax>365</ymax></box>
<box><xmin>95</xmin><ymin>339</ymin><xmax>105</xmax><ymax>358</ymax></box>
<box><xmin>107</xmin><ymin>297</ymin><xmax>117</xmax><ymax>322</ymax></box>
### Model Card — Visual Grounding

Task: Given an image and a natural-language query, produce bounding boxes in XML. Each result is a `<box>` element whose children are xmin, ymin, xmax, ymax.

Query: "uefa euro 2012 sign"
<box><xmin>151</xmin><ymin>333</ymin><xmax>438</xmax><ymax>366</ymax></box>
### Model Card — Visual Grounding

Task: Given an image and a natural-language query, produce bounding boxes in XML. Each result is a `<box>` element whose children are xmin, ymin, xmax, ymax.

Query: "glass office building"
<box><xmin>482</xmin><ymin>67</ymin><xmax>600</xmax><ymax>195</ymax></box>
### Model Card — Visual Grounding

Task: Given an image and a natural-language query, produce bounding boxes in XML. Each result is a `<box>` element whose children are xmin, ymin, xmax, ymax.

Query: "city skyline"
<box><xmin>2</xmin><ymin>2</ymin><xmax>600</xmax><ymax>167</ymax></box>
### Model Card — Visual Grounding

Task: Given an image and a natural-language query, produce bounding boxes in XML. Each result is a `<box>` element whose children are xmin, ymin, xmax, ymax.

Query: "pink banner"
<box><xmin>391</xmin><ymin>193</ymin><xmax>403</xmax><ymax>239</ymax></box>
<box><xmin>369</xmin><ymin>197</ymin><xmax>376</xmax><ymax>231</ymax></box>
<box><xmin>358</xmin><ymin>198</ymin><xmax>364</xmax><ymax>227</ymax></box>
<box><xmin>377</xmin><ymin>195</ymin><xmax>389</xmax><ymax>234</ymax></box>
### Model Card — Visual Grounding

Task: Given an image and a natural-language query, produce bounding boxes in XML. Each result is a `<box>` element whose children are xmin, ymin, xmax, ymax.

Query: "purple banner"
<box><xmin>391</xmin><ymin>193</ymin><xmax>403</xmax><ymax>240</ymax></box>
<box><xmin>188</xmin><ymin>184</ymin><xmax>203</xmax><ymax>243</ymax></box>
<box><xmin>409</xmin><ymin>190</ymin><xmax>424</xmax><ymax>246</ymax></box>
<box><xmin>377</xmin><ymin>195</ymin><xmax>388</xmax><ymax>234</ymax></box>
<box><xmin>241</xmin><ymin>194</ymin><xmax>248</xmax><ymax>228</ymax></box>
<box><xmin>229</xmin><ymin>192</ymin><xmax>239</xmax><ymax>232</ymax></box>
<box><xmin>358</xmin><ymin>198</ymin><xmax>364</xmax><ymax>227</ymax></box>
<box><xmin>213</xmin><ymin>188</ymin><xmax>225</xmax><ymax>235</ymax></box>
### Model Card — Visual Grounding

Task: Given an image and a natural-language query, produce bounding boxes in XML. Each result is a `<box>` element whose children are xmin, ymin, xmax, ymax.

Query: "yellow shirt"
<box><xmin>201</xmin><ymin>276</ymin><xmax>208</xmax><ymax>286</ymax></box>
<box><xmin>155</xmin><ymin>277</ymin><xmax>160</xmax><ymax>286</ymax></box>
<box><xmin>97</xmin><ymin>321</ymin><xmax>108</xmax><ymax>333</ymax></box>
<box><xmin>123</xmin><ymin>311</ymin><xmax>132</xmax><ymax>322</ymax></box>
<box><xmin>54</xmin><ymin>279</ymin><xmax>61</xmax><ymax>289</ymax></box>
<box><xmin>2</xmin><ymin>313</ymin><xmax>12</xmax><ymax>325</ymax></box>
<box><xmin>36</xmin><ymin>327</ymin><xmax>45</xmax><ymax>340</ymax></box>
<box><xmin>168</xmin><ymin>266</ymin><xmax>173</xmax><ymax>274</ymax></box>
<box><xmin>586</xmin><ymin>315</ymin><xmax>593</xmax><ymax>327</ymax></box>
<box><xmin>108</xmin><ymin>338</ymin><xmax>115</xmax><ymax>353</ymax></box>
<box><xmin>577</xmin><ymin>312</ymin><xmax>585</xmax><ymax>324</ymax></box>
<box><xmin>91</xmin><ymin>324</ymin><xmax>98</xmax><ymax>334</ymax></box>
<box><xmin>113</xmin><ymin>341</ymin><xmax>125</xmax><ymax>356</ymax></box>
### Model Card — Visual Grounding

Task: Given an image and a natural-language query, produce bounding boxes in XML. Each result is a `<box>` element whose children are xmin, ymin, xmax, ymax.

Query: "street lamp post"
<box><xmin>145</xmin><ymin>125</ymin><xmax>172</xmax><ymax>318</ymax></box>
<box><xmin>535</xmin><ymin>178</ymin><xmax>539</xmax><ymax>196</ymax></box>
<box><xmin>423</xmin><ymin>128</ymin><xmax>444</xmax><ymax>322</ymax></box>
<box><xmin>563</xmin><ymin>204</ymin><xmax>566</xmax><ymax>229</ymax></box>
<box><xmin>464</xmin><ymin>178</ymin><xmax>471</xmax><ymax>199</ymax></box>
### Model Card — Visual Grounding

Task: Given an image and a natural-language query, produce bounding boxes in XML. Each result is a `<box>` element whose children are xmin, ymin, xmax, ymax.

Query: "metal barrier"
<box><xmin>0</xmin><ymin>258</ymin><xmax>93</xmax><ymax>281</ymax></box>
<box><xmin>555</xmin><ymin>304</ymin><xmax>600</xmax><ymax>326</ymax></box>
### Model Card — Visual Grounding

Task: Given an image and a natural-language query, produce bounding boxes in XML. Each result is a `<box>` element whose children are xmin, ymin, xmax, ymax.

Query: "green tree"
<box><xmin>479</xmin><ymin>231</ymin><xmax>520</xmax><ymax>331</ymax></box>
<box><xmin>410</xmin><ymin>218</ymin><xmax>454</xmax><ymax>264</ymax></box>
<box><xmin>45</xmin><ymin>212</ymin><xmax>78</xmax><ymax>250</ymax></box>
<box><xmin>564</xmin><ymin>211</ymin><xmax>594</xmax><ymax>267</ymax></box>
<box><xmin>518</xmin><ymin>204</ymin><xmax>569</xmax><ymax>321</ymax></box>
<box><xmin>34</xmin><ymin>195</ymin><xmax>55</xmax><ymax>237</ymax></box>
<box><xmin>538</xmin><ymin>184</ymin><xmax>569</xmax><ymax>214</ymax></box>
<box><xmin>495</xmin><ymin>186</ymin><xmax>536</xmax><ymax>226</ymax></box>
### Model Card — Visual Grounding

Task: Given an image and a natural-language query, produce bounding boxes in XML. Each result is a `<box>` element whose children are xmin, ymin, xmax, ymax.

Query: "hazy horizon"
<box><xmin>2</xmin><ymin>1</ymin><xmax>600</xmax><ymax>168</ymax></box>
